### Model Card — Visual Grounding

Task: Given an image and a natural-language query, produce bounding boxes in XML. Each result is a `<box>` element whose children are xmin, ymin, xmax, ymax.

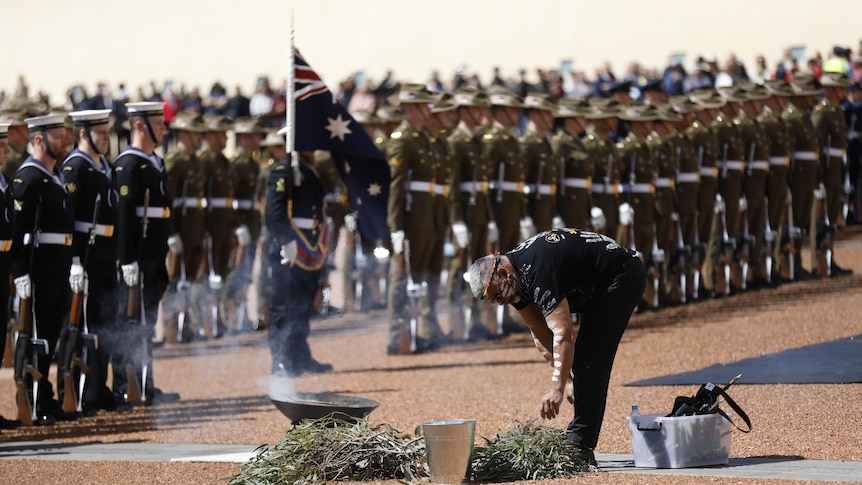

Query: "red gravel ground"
<box><xmin>1</xmin><ymin>230</ymin><xmax>861</xmax><ymax>484</ymax></box>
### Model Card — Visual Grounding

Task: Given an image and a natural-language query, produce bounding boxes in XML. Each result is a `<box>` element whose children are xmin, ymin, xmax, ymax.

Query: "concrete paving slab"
<box><xmin>2</xmin><ymin>441</ymin><xmax>862</xmax><ymax>482</ymax></box>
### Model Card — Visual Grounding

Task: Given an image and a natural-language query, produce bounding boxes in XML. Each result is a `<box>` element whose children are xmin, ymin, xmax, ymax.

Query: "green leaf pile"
<box><xmin>226</xmin><ymin>416</ymin><xmax>428</xmax><ymax>484</ymax></box>
<box><xmin>470</xmin><ymin>420</ymin><xmax>595</xmax><ymax>482</ymax></box>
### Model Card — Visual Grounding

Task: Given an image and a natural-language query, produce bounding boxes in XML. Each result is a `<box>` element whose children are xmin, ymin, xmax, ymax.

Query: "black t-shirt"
<box><xmin>508</xmin><ymin>228</ymin><xmax>638</xmax><ymax>316</ymax></box>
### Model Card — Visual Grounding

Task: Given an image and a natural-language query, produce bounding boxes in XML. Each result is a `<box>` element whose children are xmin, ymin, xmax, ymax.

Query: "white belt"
<box><xmin>700</xmin><ymin>167</ymin><xmax>718</xmax><ymax>177</ymax></box>
<box><xmin>849</xmin><ymin>130</ymin><xmax>860</xmax><ymax>140</ymax></box>
<box><xmin>826</xmin><ymin>147</ymin><xmax>846</xmax><ymax>157</ymax></box>
<box><xmin>235</xmin><ymin>199</ymin><xmax>260</xmax><ymax>210</ymax></box>
<box><xmin>209</xmin><ymin>197</ymin><xmax>236</xmax><ymax>209</ymax></box>
<box><xmin>751</xmin><ymin>161</ymin><xmax>770</xmax><ymax>171</ymax></box>
<box><xmin>770</xmin><ymin>156</ymin><xmax>790</xmax><ymax>166</ymax></box>
<box><xmin>591</xmin><ymin>183</ymin><xmax>618</xmax><ymax>194</ymax></box>
<box><xmin>24</xmin><ymin>232</ymin><xmax>72</xmax><ymax>246</ymax></box>
<box><xmin>621</xmin><ymin>183</ymin><xmax>655</xmax><ymax>194</ymax></box>
<box><xmin>408</xmin><ymin>181</ymin><xmax>450</xmax><ymax>196</ymax></box>
<box><xmin>794</xmin><ymin>151</ymin><xmax>817</xmax><ymax>161</ymax></box>
<box><xmin>563</xmin><ymin>178</ymin><xmax>592</xmax><ymax>189</ymax></box>
<box><xmin>655</xmin><ymin>177</ymin><xmax>673</xmax><ymax>188</ymax></box>
<box><xmin>677</xmin><ymin>172</ymin><xmax>700</xmax><ymax>183</ymax></box>
<box><xmin>723</xmin><ymin>160</ymin><xmax>745</xmax><ymax>171</ymax></box>
<box><xmin>0</xmin><ymin>240</ymin><xmax>10</xmax><ymax>252</ymax></box>
<box><xmin>173</xmin><ymin>197</ymin><xmax>207</xmax><ymax>209</ymax></box>
<box><xmin>460</xmin><ymin>181</ymin><xmax>489</xmax><ymax>193</ymax></box>
<box><xmin>292</xmin><ymin>217</ymin><xmax>317</xmax><ymax>230</ymax></box>
<box><xmin>74</xmin><ymin>221</ymin><xmax>114</xmax><ymax>237</ymax></box>
<box><xmin>490</xmin><ymin>181</ymin><xmax>525</xmax><ymax>193</ymax></box>
<box><xmin>136</xmin><ymin>206</ymin><xmax>171</xmax><ymax>219</ymax></box>
<box><xmin>531</xmin><ymin>184</ymin><xmax>557</xmax><ymax>195</ymax></box>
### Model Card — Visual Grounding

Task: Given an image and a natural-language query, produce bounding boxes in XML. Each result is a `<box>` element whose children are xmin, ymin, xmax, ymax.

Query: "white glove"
<box><xmin>519</xmin><ymin>216</ymin><xmax>535</xmax><ymax>241</ymax></box>
<box><xmin>69</xmin><ymin>257</ymin><xmax>85</xmax><ymax>294</ymax></box>
<box><xmin>390</xmin><ymin>230</ymin><xmax>405</xmax><ymax>255</ymax></box>
<box><xmin>552</xmin><ymin>215</ymin><xmax>565</xmax><ymax>229</ymax></box>
<box><xmin>344</xmin><ymin>213</ymin><xmax>357</xmax><ymax>232</ymax></box>
<box><xmin>738</xmin><ymin>197</ymin><xmax>748</xmax><ymax>212</ymax></box>
<box><xmin>714</xmin><ymin>194</ymin><xmax>725</xmax><ymax>214</ymax></box>
<box><xmin>590</xmin><ymin>207</ymin><xmax>606</xmax><ymax>231</ymax></box>
<box><xmin>487</xmin><ymin>221</ymin><xmax>499</xmax><ymax>244</ymax></box>
<box><xmin>451</xmin><ymin>221</ymin><xmax>469</xmax><ymax>248</ymax></box>
<box><xmin>235</xmin><ymin>225</ymin><xmax>251</xmax><ymax>246</ymax></box>
<box><xmin>14</xmin><ymin>275</ymin><xmax>31</xmax><ymax>300</ymax></box>
<box><xmin>280</xmin><ymin>240</ymin><xmax>298</xmax><ymax>266</ymax></box>
<box><xmin>167</xmin><ymin>234</ymin><xmax>183</xmax><ymax>255</ymax></box>
<box><xmin>814</xmin><ymin>183</ymin><xmax>826</xmax><ymax>200</ymax></box>
<box><xmin>619</xmin><ymin>203</ymin><xmax>634</xmax><ymax>226</ymax></box>
<box><xmin>121</xmin><ymin>261</ymin><xmax>139</xmax><ymax>287</ymax></box>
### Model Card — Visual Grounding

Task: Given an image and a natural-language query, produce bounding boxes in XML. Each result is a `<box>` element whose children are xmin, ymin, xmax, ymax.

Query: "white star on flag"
<box><xmin>325</xmin><ymin>114</ymin><xmax>352</xmax><ymax>142</ymax></box>
<box><xmin>367</xmin><ymin>182</ymin><xmax>382</xmax><ymax>197</ymax></box>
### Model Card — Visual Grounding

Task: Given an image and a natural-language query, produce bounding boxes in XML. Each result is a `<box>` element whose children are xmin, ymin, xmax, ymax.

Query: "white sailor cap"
<box><xmin>25</xmin><ymin>114</ymin><xmax>67</xmax><ymax>132</ymax></box>
<box><xmin>0</xmin><ymin>123</ymin><xmax>9</xmax><ymax>138</ymax></box>
<box><xmin>70</xmin><ymin>109</ymin><xmax>112</xmax><ymax>126</ymax></box>
<box><xmin>125</xmin><ymin>101</ymin><xmax>164</xmax><ymax>117</ymax></box>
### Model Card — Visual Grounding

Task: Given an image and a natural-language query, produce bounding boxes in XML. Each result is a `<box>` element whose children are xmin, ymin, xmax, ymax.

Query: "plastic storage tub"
<box><xmin>627</xmin><ymin>412</ymin><xmax>731</xmax><ymax>468</ymax></box>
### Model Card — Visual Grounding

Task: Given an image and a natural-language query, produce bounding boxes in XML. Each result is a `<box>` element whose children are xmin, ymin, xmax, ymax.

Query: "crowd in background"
<box><xmin>3</xmin><ymin>43</ymin><xmax>862</xmax><ymax>130</ymax></box>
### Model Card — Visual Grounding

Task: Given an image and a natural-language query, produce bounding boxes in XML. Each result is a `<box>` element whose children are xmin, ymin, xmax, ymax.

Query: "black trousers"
<box><xmin>28</xmin><ymin>264</ymin><xmax>72</xmax><ymax>412</ymax></box>
<box><xmin>115</xmin><ymin>258</ymin><xmax>168</xmax><ymax>394</ymax></box>
<box><xmin>0</xmin><ymin>265</ymin><xmax>8</xmax><ymax>366</ymax></box>
<box><xmin>268</xmin><ymin>262</ymin><xmax>321</xmax><ymax>373</ymax></box>
<box><xmin>566</xmin><ymin>255</ymin><xmax>646</xmax><ymax>449</ymax></box>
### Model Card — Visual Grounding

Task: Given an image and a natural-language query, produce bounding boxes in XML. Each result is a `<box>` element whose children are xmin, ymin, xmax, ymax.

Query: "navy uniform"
<box><xmin>265</xmin><ymin>148</ymin><xmax>332</xmax><ymax>377</ymax></box>
<box><xmin>841</xmin><ymin>82</ymin><xmax>862</xmax><ymax>224</ymax></box>
<box><xmin>521</xmin><ymin>93</ymin><xmax>559</xmax><ymax>233</ymax></box>
<box><xmin>114</xmin><ymin>102</ymin><xmax>179</xmax><ymax>405</ymax></box>
<box><xmin>12</xmin><ymin>114</ymin><xmax>75</xmax><ymax>423</ymax></box>
<box><xmin>198</xmin><ymin>115</ymin><xmax>236</xmax><ymax>337</ymax></box>
<box><xmin>228</xmin><ymin>117</ymin><xmax>268</xmax><ymax>329</ymax></box>
<box><xmin>60</xmin><ymin>109</ymin><xmax>123</xmax><ymax>413</ymax></box>
<box><xmin>163</xmin><ymin>112</ymin><xmax>207</xmax><ymax>342</ymax></box>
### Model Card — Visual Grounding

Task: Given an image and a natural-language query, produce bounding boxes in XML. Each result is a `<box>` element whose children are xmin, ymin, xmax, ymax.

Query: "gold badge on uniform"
<box><xmin>545</xmin><ymin>232</ymin><xmax>562</xmax><ymax>243</ymax></box>
<box><xmin>13</xmin><ymin>200</ymin><xmax>23</xmax><ymax>211</ymax></box>
<box><xmin>66</xmin><ymin>182</ymin><xmax>77</xmax><ymax>193</ymax></box>
<box><xmin>276</xmin><ymin>178</ymin><xmax>286</xmax><ymax>193</ymax></box>
<box><xmin>390</xmin><ymin>157</ymin><xmax>403</xmax><ymax>167</ymax></box>
<box><xmin>120</xmin><ymin>185</ymin><xmax>129</xmax><ymax>196</ymax></box>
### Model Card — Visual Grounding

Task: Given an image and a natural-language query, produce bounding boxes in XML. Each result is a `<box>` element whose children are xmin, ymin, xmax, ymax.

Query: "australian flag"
<box><xmin>292</xmin><ymin>49</ymin><xmax>390</xmax><ymax>242</ymax></box>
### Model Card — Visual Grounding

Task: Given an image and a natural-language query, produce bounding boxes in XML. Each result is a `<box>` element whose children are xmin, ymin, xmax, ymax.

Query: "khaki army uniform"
<box><xmin>734</xmin><ymin>109</ymin><xmax>771</xmax><ymax>285</ymax></box>
<box><xmin>485</xmin><ymin>122</ymin><xmax>528</xmax><ymax>250</ymax></box>
<box><xmin>553</xmin><ymin>128</ymin><xmax>593</xmax><ymax>229</ymax></box>
<box><xmin>646</xmin><ymin>130</ymin><xmax>676</xmax><ymax>303</ymax></box>
<box><xmin>198</xmin><ymin>117</ymin><xmax>236</xmax><ymax>336</ymax></box>
<box><xmin>584</xmin><ymin>130</ymin><xmax>619</xmax><ymax>236</ymax></box>
<box><xmin>685</xmin><ymin>117</ymin><xmax>719</xmax><ymax>293</ymax></box>
<box><xmin>810</xmin><ymin>93</ymin><xmax>848</xmax><ymax>275</ymax></box>
<box><xmin>782</xmin><ymin>102</ymin><xmax>819</xmax><ymax>276</ymax></box>
<box><xmin>665</xmin><ymin>122</ymin><xmax>700</xmax><ymax>301</ymax></box>
<box><xmin>521</xmin><ymin>127</ymin><xmax>558</xmax><ymax>232</ymax></box>
<box><xmin>757</xmin><ymin>105</ymin><xmax>791</xmax><ymax>279</ymax></box>
<box><xmin>387</xmin><ymin>114</ymin><xmax>448</xmax><ymax>348</ymax></box>
<box><xmin>616</xmin><ymin>131</ymin><xmax>656</xmax><ymax>266</ymax></box>
<box><xmin>0</xmin><ymin>110</ymin><xmax>28</xmax><ymax>180</ymax></box>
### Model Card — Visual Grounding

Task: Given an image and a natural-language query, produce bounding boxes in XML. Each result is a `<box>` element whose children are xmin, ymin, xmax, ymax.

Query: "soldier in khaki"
<box><xmin>0</xmin><ymin>110</ymin><xmax>30</xmax><ymax>180</ymax></box>
<box><xmin>198</xmin><ymin>115</ymin><xmax>236</xmax><ymax>337</ymax></box>
<box><xmin>386</xmin><ymin>84</ymin><xmax>447</xmax><ymax>354</ymax></box>
<box><xmin>811</xmin><ymin>72</ymin><xmax>854</xmax><ymax>276</ymax></box>
<box><xmin>521</xmin><ymin>93</ymin><xmax>560</xmax><ymax>233</ymax></box>
<box><xmin>616</xmin><ymin>104</ymin><xmax>658</xmax><ymax>309</ymax></box>
<box><xmin>648</xmin><ymin>107</ymin><xmax>680</xmax><ymax>305</ymax></box>
<box><xmin>760</xmin><ymin>81</ymin><xmax>795</xmax><ymax>281</ymax></box>
<box><xmin>782</xmin><ymin>75</ymin><xmax>821</xmax><ymax>280</ymax></box>
<box><xmin>584</xmin><ymin>100</ymin><xmax>624</xmax><ymax>238</ymax></box>
<box><xmin>685</xmin><ymin>93</ymin><xmax>721</xmax><ymax>297</ymax></box>
<box><xmin>484</xmin><ymin>87</ymin><xmax>530</xmax><ymax>334</ymax></box>
<box><xmin>446</xmin><ymin>89</ymin><xmax>496</xmax><ymax>341</ymax></box>
<box><xmin>733</xmin><ymin>85</ymin><xmax>772</xmax><ymax>287</ymax></box>
<box><xmin>228</xmin><ymin>117</ymin><xmax>268</xmax><ymax>330</ymax></box>
<box><xmin>163</xmin><ymin>112</ymin><xmax>207</xmax><ymax>342</ymax></box>
<box><xmin>668</xmin><ymin>98</ymin><xmax>703</xmax><ymax>301</ymax></box>
<box><xmin>553</xmin><ymin>99</ymin><xmax>594</xmax><ymax>230</ymax></box>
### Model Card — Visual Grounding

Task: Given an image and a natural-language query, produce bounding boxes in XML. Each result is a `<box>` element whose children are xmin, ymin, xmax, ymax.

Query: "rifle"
<box><xmin>843</xmin><ymin>113</ymin><xmax>857</xmax><ymax>225</ymax></box>
<box><xmin>125</xmin><ymin>188</ymin><xmax>149</xmax><ymax>405</ymax></box>
<box><xmin>691</xmin><ymin>145</ymin><xmax>704</xmax><ymax>298</ymax></box>
<box><xmin>496</xmin><ymin>161</ymin><xmax>505</xmax><ymax>203</ymax></box>
<box><xmin>405</xmin><ymin>169</ymin><xmax>413</xmax><ymax>212</ymax></box>
<box><xmin>14</xmin><ymin>202</ymin><xmax>49</xmax><ymax>425</ymax></box>
<box><xmin>763</xmin><ymin>197</ymin><xmax>776</xmax><ymax>284</ymax></box>
<box><xmin>732</xmin><ymin>142</ymin><xmax>757</xmax><ymax>290</ymax></box>
<box><xmin>672</xmin><ymin>146</ymin><xmax>688</xmax><ymax>304</ymax></box>
<box><xmin>782</xmin><ymin>138</ymin><xmax>801</xmax><ymax>280</ymax></box>
<box><xmin>205</xmin><ymin>232</ymin><xmax>222</xmax><ymax>338</ymax></box>
<box><xmin>815</xmin><ymin>134</ymin><xmax>834</xmax><ymax>277</ymax></box>
<box><xmin>352</xmin><ymin>227</ymin><xmax>367</xmax><ymax>312</ymax></box>
<box><xmin>398</xmin><ymin>239</ymin><xmax>426</xmax><ymax>354</ymax></box>
<box><xmin>716</xmin><ymin>143</ymin><xmax>734</xmax><ymax>296</ymax></box>
<box><xmin>60</xmin><ymin>194</ymin><xmax>101</xmax><ymax>414</ymax></box>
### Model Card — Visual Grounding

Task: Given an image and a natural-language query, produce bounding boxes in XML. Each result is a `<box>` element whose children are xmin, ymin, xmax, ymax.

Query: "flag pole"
<box><xmin>287</xmin><ymin>11</ymin><xmax>300</xmax><ymax>186</ymax></box>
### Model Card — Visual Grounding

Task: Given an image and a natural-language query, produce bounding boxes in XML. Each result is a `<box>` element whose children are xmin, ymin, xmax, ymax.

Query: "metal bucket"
<box><xmin>421</xmin><ymin>419</ymin><xmax>477</xmax><ymax>484</ymax></box>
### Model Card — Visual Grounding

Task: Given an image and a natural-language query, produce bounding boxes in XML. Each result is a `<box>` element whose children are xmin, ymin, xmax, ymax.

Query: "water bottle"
<box><xmin>630</xmin><ymin>404</ymin><xmax>640</xmax><ymax>416</ymax></box>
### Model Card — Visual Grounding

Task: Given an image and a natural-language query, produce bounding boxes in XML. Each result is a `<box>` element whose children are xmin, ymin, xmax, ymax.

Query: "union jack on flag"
<box><xmin>292</xmin><ymin>49</ymin><xmax>390</xmax><ymax>242</ymax></box>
